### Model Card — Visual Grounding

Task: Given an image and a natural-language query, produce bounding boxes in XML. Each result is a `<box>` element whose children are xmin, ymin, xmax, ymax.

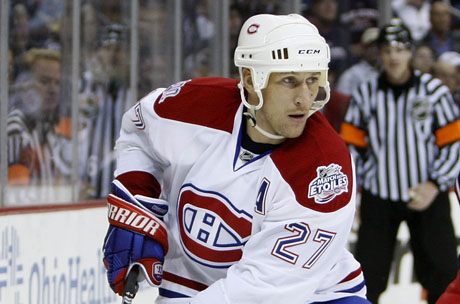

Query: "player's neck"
<box><xmin>242</xmin><ymin>122</ymin><xmax>281</xmax><ymax>154</ymax></box>
<box><xmin>245</xmin><ymin>120</ymin><xmax>285</xmax><ymax>145</ymax></box>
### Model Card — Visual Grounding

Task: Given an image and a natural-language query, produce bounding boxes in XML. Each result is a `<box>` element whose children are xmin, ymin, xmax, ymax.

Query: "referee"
<box><xmin>341</xmin><ymin>19</ymin><xmax>460</xmax><ymax>304</ymax></box>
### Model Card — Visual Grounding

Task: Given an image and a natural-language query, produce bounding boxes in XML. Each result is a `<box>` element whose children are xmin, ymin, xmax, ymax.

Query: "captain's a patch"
<box><xmin>308</xmin><ymin>164</ymin><xmax>348</xmax><ymax>204</ymax></box>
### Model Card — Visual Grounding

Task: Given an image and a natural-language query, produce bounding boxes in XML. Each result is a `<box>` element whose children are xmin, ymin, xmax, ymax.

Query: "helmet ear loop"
<box><xmin>238</xmin><ymin>81</ymin><xmax>252</xmax><ymax>110</ymax></box>
<box><xmin>254</xmin><ymin>89</ymin><xmax>264</xmax><ymax>110</ymax></box>
<box><xmin>242</xmin><ymin>88</ymin><xmax>264</xmax><ymax>127</ymax></box>
<box><xmin>238</xmin><ymin>67</ymin><xmax>264</xmax><ymax>109</ymax></box>
<box><xmin>238</xmin><ymin>73</ymin><xmax>264</xmax><ymax>122</ymax></box>
<box><xmin>238</xmin><ymin>81</ymin><xmax>258</xmax><ymax>128</ymax></box>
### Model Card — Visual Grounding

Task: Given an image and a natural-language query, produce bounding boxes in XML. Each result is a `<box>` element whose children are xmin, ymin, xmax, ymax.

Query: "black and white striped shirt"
<box><xmin>7</xmin><ymin>108</ymin><xmax>72</xmax><ymax>185</ymax></box>
<box><xmin>342</xmin><ymin>70</ymin><xmax>460</xmax><ymax>202</ymax></box>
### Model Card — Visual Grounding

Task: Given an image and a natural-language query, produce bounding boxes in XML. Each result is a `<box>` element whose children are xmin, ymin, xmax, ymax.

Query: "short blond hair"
<box><xmin>24</xmin><ymin>48</ymin><xmax>61</xmax><ymax>68</ymax></box>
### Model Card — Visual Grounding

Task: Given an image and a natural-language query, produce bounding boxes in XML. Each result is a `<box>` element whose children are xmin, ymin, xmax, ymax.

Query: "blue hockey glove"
<box><xmin>103</xmin><ymin>179</ymin><xmax>169</xmax><ymax>295</ymax></box>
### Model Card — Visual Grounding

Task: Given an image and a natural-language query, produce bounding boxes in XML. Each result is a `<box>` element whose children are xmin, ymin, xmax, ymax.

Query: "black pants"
<box><xmin>355</xmin><ymin>190</ymin><xmax>458</xmax><ymax>304</ymax></box>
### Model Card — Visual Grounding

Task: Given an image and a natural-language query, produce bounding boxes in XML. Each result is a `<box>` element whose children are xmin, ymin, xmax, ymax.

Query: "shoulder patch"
<box><xmin>154</xmin><ymin>77</ymin><xmax>241</xmax><ymax>133</ymax></box>
<box><xmin>132</xmin><ymin>102</ymin><xmax>146</xmax><ymax>130</ymax></box>
<box><xmin>270</xmin><ymin>113</ymin><xmax>353</xmax><ymax>213</ymax></box>
<box><xmin>158</xmin><ymin>80</ymin><xmax>191</xmax><ymax>104</ymax></box>
<box><xmin>308</xmin><ymin>164</ymin><xmax>349</xmax><ymax>204</ymax></box>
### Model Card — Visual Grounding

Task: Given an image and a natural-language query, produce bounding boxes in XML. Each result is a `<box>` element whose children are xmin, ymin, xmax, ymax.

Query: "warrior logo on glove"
<box><xmin>107</xmin><ymin>195</ymin><xmax>165</xmax><ymax>238</ymax></box>
<box><xmin>102</xmin><ymin>178</ymin><xmax>169</xmax><ymax>295</ymax></box>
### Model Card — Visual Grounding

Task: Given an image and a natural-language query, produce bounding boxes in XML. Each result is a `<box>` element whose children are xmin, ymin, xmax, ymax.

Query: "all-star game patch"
<box><xmin>308</xmin><ymin>163</ymin><xmax>349</xmax><ymax>204</ymax></box>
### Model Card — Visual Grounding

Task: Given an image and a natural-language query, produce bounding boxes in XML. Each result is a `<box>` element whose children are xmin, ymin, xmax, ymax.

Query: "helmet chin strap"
<box><xmin>243</xmin><ymin>110</ymin><xmax>285</xmax><ymax>140</ymax></box>
<box><xmin>238</xmin><ymin>81</ymin><xmax>285</xmax><ymax>140</ymax></box>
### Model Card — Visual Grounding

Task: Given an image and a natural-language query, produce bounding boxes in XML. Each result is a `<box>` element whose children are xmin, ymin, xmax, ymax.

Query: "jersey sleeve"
<box><xmin>114</xmin><ymin>88</ymin><xmax>168</xmax><ymax>194</ymax></box>
<box><xmin>429</xmin><ymin>87</ymin><xmax>460</xmax><ymax>190</ymax></box>
<box><xmin>341</xmin><ymin>83</ymin><xmax>375</xmax><ymax>187</ymax></box>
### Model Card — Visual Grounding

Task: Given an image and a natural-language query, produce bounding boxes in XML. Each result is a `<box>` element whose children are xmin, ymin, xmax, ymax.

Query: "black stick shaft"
<box><xmin>121</xmin><ymin>265</ymin><xmax>139</xmax><ymax>304</ymax></box>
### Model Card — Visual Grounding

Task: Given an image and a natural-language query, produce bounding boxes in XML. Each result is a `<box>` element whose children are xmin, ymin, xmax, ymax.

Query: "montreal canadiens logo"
<box><xmin>177</xmin><ymin>184</ymin><xmax>252</xmax><ymax>268</ymax></box>
<box><xmin>308</xmin><ymin>164</ymin><xmax>348</xmax><ymax>204</ymax></box>
<box><xmin>247</xmin><ymin>23</ymin><xmax>259</xmax><ymax>34</ymax></box>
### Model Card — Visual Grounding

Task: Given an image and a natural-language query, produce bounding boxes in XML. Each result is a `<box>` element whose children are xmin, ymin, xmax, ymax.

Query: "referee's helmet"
<box><xmin>234</xmin><ymin>14</ymin><xmax>330</xmax><ymax>117</ymax></box>
<box><xmin>377</xmin><ymin>18</ymin><xmax>412</xmax><ymax>49</ymax></box>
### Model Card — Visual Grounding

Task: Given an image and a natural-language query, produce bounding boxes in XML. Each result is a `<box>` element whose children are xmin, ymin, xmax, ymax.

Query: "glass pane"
<box><xmin>78</xmin><ymin>0</ymin><xmax>132</xmax><ymax>199</ymax></box>
<box><xmin>138</xmin><ymin>0</ymin><xmax>175</xmax><ymax>98</ymax></box>
<box><xmin>6</xmin><ymin>0</ymin><xmax>71</xmax><ymax>206</ymax></box>
<box><xmin>228</xmin><ymin>0</ymin><xmax>288</xmax><ymax>79</ymax></box>
<box><xmin>182</xmin><ymin>0</ymin><xmax>217</xmax><ymax>79</ymax></box>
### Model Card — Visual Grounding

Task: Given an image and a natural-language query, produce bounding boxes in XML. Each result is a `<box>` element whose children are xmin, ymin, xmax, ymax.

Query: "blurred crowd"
<box><xmin>4</xmin><ymin>0</ymin><xmax>460</xmax><ymax>203</ymax></box>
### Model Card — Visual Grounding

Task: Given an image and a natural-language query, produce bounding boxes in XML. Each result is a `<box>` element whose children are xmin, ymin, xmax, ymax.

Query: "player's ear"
<box><xmin>242</xmin><ymin>68</ymin><xmax>255</xmax><ymax>94</ymax></box>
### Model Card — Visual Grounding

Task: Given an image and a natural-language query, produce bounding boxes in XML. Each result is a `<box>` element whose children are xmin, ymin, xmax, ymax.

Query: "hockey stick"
<box><xmin>122</xmin><ymin>265</ymin><xmax>139</xmax><ymax>304</ymax></box>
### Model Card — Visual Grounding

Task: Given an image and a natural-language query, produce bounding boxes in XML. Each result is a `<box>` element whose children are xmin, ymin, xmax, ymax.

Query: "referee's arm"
<box><xmin>340</xmin><ymin>85</ymin><xmax>370</xmax><ymax>186</ymax></box>
<box><xmin>431</xmin><ymin>90</ymin><xmax>460</xmax><ymax>191</ymax></box>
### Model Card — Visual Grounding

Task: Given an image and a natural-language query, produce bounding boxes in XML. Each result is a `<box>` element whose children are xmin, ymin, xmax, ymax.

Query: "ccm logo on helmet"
<box><xmin>247</xmin><ymin>24</ymin><xmax>259</xmax><ymax>34</ymax></box>
<box><xmin>298</xmin><ymin>49</ymin><xmax>321</xmax><ymax>55</ymax></box>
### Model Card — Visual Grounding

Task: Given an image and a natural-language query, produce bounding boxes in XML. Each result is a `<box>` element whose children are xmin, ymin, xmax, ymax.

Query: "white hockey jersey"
<box><xmin>114</xmin><ymin>77</ymin><xmax>366</xmax><ymax>304</ymax></box>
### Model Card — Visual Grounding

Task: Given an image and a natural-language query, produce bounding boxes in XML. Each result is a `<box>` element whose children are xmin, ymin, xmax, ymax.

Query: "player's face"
<box><xmin>256</xmin><ymin>71</ymin><xmax>320</xmax><ymax>142</ymax></box>
<box><xmin>380</xmin><ymin>44</ymin><xmax>412</xmax><ymax>84</ymax></box>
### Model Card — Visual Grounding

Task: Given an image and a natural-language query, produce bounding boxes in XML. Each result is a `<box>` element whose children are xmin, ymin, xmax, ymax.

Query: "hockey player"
<box><xmin>103</xmin><ymin>14</ymin><xmax>370</xmax><ymax>303</ymax></box>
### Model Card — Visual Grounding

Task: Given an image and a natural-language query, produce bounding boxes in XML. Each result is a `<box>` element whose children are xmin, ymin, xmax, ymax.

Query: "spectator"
<box><xmin>336</xmin><ymin>27</ymin><xmax>380</xmax><ymax>96</ymax></box>
<box><xmin>137</xmin><ymin>0</ymin><xmax>172</xmax><ymax>97</ymax></box>
<box><xmin>137</xmin><ymin>47</ymin><xmax>170</xmax><ymax>99</ymax></box>
<box><xmin>339</xmin><ymin>0</ymin><xmax>378</xmax><ymax>59</ymax></box>
<box><xmin>304</xmin><ymin>0</ymin><xmax>351</xmax><ymax>85</ymax></box>
<box><xmin>450</xmin><ymin>0</ymin><xmax>460</xmax><ymax>29</ymax></box>
<box><xmin>420</xmin><ymin>0</ymin><xmax>460</xmax><ymax>58</ymax></box>
<box><xmin>341</xmin><ymin>19</ymin><xmax>460</xmax><ymax>304</ymax></box>
<box><xmin>328</xmin><ymin>27</ymin><xmax>380</xmax><ymax>134</ymax></box>
<box><xmin>392</xmin><ymin>0</ymin><xmax>431</xmax><ymax>41</ymax></box>
<box><xmin>10</xmin><ymin>3</ymin><xmax>31</xmax><ymax>78</ymax></box>
<box><xmin>433</xmin><ymin>51</ymin><xmax>460</xmax><ymax>107</ymax></box>
<box><xmin>412</xmin><ymin>44</ymin><xmax>435</xmax><ymax>74</ymax></box>
<box><xmin>79</xmin><ymin>23</ymin><xmax>132</xmax><ymax>199</ymax></box>
<box><xmin>7</xmin><ymin>48</ymin><xmax>71</xmax><ymax>186</ymax></box>
<box><xmin>232</xmin><ymin>0</ymin><xmax>282</xmax><ymax>21</ymax></box>
<box><xmin>80</xmin><ymin>1</ymin><xmax>101</xmax><ymax>71</ymax></box>
<box><xmin>182</xmin><ymin>0</ymin><xmax>215</xmax><ymax>79</ymax></box>
<box><xmin>229</xmin><ymin>3</ymin><xmax>244</xmax><ymax>79</ymax></box>
<box><xmin>27</xmin><ymin>0</ymin><xmax>64</xmax><ymax>47</ymax></box>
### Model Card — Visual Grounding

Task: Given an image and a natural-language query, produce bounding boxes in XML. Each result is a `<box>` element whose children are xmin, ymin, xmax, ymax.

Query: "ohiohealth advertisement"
<box><xmin>0</xmin><ymin>206</ymin><xmax>158</xmax><ymax>304</ymax></box>
<box><xmin>1</xmin><ymin>195</ymin><xmax>459</xmax><ymax>304</ymax></box>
